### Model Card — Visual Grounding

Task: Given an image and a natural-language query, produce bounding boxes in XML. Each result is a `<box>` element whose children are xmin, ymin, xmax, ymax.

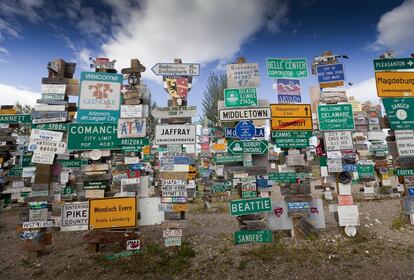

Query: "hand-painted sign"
<box><xmin>30</xmin><ymin>129</ymin><xmax>63</xmax><ymax>141</ymax></box>
<box><xmin>88</xmin><ymin>197</ymin><xmax>137</xmax><ymax>230</ymax></box>
<box><xmin>234</xmin><ymin>230</ymin><xmax>272</xmax><ymax>244</ymax></box>
<box><xmin>224</xmin><ymin>88</ymin><xmax>258</xmax><ymax>107</ymax></box>
<box><xmin>316</xmin><ymin>63</ymin><xmax>345</xmax><ymax>88</ymax></box>
<box><xmin>151</xmin><ymin>63</ymin><xmax>200</xmax><ymax>76</ymax></box>
<box><xmin>382</xmin><ymin>98</ymin><xmax>414</xmax><ymax>129</ymax></box>
<box><xmin>61</xmin><ymin>202</ymin><xmax>89</xmax><ymax>231</ymax></box>
<box><xmin>0</xmin><ymin>114</ymin><xmax>31</xmax><ymax>124</ymax></box>
<box><xmin>226</xmin><ymin>63</ymin><xmax>260</xmax><ymax>88</ymax></box>
<box><xmin>117</xmin><ymin>118</ymin><xmax>146</xmax><ymax>138</ymax></box>
<box><xmin>77</xmin><ymin>71</ymin><xmax>122</xmax><ymax>122</ymax></box>
<box><xmin>373</xmin><ymin>58</ymin><xmax>414</xmax><ymax>71</ymax></box>
<box><xmin>120</xmin><ymin>105</ymin><xmax>146</xmax><ymax>118</ymax></box>
<box><xmin>323</xmin><ymin>131</ymin><xmax>354</xmax><ymax>151</ymax></box>
<box><xmin>151</xmin><ymin>106</ymin><xmax>197</xmax><ymax>119</ymax></box>
<box><xmin>276</xmin><ymin>78</ymin><xmax>301</xmax><ymax>103</ymax></box>
<box><xmin>317</xmin><ymin>104</ymin><xmax>354</xmax><ymax>131</ymax></box>
<box><xmin>227</xmin><ymin>140</ymin><xmax>268</xmax><ymax>155</ymax></box>
<box><xmin>375</xmin><ymin>72</ymin><xmax>414</xmax><ymax>97</ymax></box>
<box><xmin>266</xmin><ymin>58</ymin><xmax>307</xmax><ymax>78</ymax></box>
<box><xmin>271</xmin><ymin>130</ymin><xmax>311</xmax><ymax>148</ymax></box>
<box><xmin>155</xmin><ymin>124</ymin><xmax>196</xmax><ymax>145</ymax></box>
<box><xmin>270</xmin><ymin>104</ymin><xmax>312</xmax><ymax>131</ymax></box>
<box><xmin>230</xmin><ymin>197</ymin><xmax>272</xmax><ymax>216</ymax></box>
<box><xmin>235</xmin><ymin>121</ymin><xmax>256</xmax><ymax>140</ymax></box>
<box><xmin>67</xmin><ymin>123</ymin><xmax>118</xmax><ymax>150</ymax></box>
<box><xmin>219</xmin><ymin>107</ymin><xmax>271</xmax><ymax>122</ymax></box>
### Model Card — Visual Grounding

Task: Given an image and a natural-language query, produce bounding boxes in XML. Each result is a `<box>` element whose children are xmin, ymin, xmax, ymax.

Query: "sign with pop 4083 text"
<box><xmin>317</xmin><ymin>104</ymin><xmax>354</xmax><ymax>131</ymax></box>
<box><xmin>382</xmin><ymin>98</ymin><xmax>414</xmax><ymax>130</ymax></box>
<box><xmin>77</xmin><ymin>72</ymin><xmax>123</xmax><ymax>123</ymax></box>
<box><xmin>234</xmin><ymin>230</ymin><xmax>272</xmax><ymax>245</ymax></box>
<box><xmin>224</xmin><ymin>88</ymin><xmax>257</xmax><ymax>107</ymax></box>
<box><xmin>67</xmin><ymin>123</ymin><xmax>118</xmax><ymax>150</ymax></box>
<box><xmin>230</xmin><ymin>197</ymin><xmax>272</xmax><ymax>216</ymax></box>
<box><xmin>227</xmin><ymin>139</ymin><xmax>268</xmax><ymax>155</ymax></box>
<box><xmin>266</xmin><ymin>58</ymin><xmax>307</xmax><ymax>78</ymax></box>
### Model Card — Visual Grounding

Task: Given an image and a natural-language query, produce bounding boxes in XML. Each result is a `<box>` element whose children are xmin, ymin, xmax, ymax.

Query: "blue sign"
<box><xmin>408</xmin><ymin>187</ymin><xmax>414</xmax><ymax>196</ymax></box>
<box><xmin>343</xmin><ymin>164</ymin><xmax>357</xmax><ymax>172</ymax></box>
<box><xmin>235</xmin><ymin>121</ymin><xmax>256</xmax><ymax>140</ymax></box>
<box><xmin>174</xmin><ymin>156</ymin><xmax>190</xmax><ymax>165</ymax></box>
<box><xmin>287</xmin><ymin>201</ymin><xmax>309</xmax><ymax>211</ymax></box>
<box><xmin>316</xmin><ymin>63</ymin><xmax>345</xmax><ymax>84</ymax></box>
<box><xmin>226</xmin><ymin>127</ymin><xmax>264</xmax><ymax>139</ymax></box>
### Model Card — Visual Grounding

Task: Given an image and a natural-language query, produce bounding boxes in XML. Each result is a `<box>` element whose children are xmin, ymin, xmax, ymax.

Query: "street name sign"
<box><xmin>270</xmin><ymin>104</ymin><xmax>312</xmax><ymax>131</ymax></box>
<box><xmin>373</xmin><ymin>58</ymin><xmax>414</xmax><ymax>71</ymax></box>
<box><xmin>229</xmin><ymin>197</ymin><xmax>272</xmax><ymax>216</ymax></box>
<box><xmin>219</xmin><ymin>107</ymin><xmax>271</xmax><ymax>122</ymax></box>
<box><xmin>266</xmin><ymin>58</ymin><xmax>307</xmax><ymax>78</ymax></box>
<box><xmin>151</xmin><ymin>63</ymin><xmax>200</xmax><ymax>76</ymax></box>
<box><xmin>224</xmin><ymin>88</ymin><xmax>258</xmax><ymax>107</ymax></box>
<box><xmin>375</xmin><ymin>72</ymin><xmax>414</xmax><ymax>97</ymax></box>
<box><xmin>234</xmin><ymin>230</ymin><xmax>272</xmax><ymax>244</ymax></box>
<box><xmin>227</xmin><ymin>140</ymin><xmax>268</xmax><ymax>155</ymax></box>
<box><xmin>271</xmin><ymin>130</ymin><xmax>311</xmax><ymax>148</ymax></box>
<box><xmin>318</xmin><ymin>104</ymin><xmax>354</xmax><ymax>131</ymax></box>
<box><xmin>0</xmin><ymin>114</ymin><xmax>31</xmax><ymax>124</ymax></box>
<box><xmin>382</xmin><ymin>98</ymin><xmax>414</xmax><ymax>129</ymax></box>
<box><xmin>316</xmin><ymin>63</ymin><xmax>345</xmax><ymax>88</ymax></box>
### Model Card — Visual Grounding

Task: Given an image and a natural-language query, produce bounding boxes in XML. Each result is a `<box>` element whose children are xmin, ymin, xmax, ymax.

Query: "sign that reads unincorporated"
<box><xmin>226</xmin><ymin>63</ymin><xmax>260</xmax><ymax>88</ymax></box>
<box><xmin>375</xmin><ymin>72</ymin><xmax>414</xmax><ymax>97</ymax></box>
<box><xmin>234</xmin><ymin>230</ymin><xmax>272</xmax><ymax>245</ymax></box>
<box><xmin>77</xmin><ymin>71</ymin><xmax>123</xmax><ymax>123</ymax></box>
<box><xmin>323</xmin><ymin>131</ymin><xmax>354</xmax><ymax>151</ymax></box>
<box><xmin>382</xmin><ymin>98</ymin><xmax>414</xmax><ymax>129</ymax></box>
<box><xmin>318</xmin><ymin>104</ymin><xmax>354</xmax><ymax>131</ymax></box>
<box><xmin>61</xmin><ymin>202</ymin><xmax>89</xmax><ymax>231</ymax></box>
<box><xmin>89</xmin><ymin>197</ymin><xmax>137</xmax><ymax>230</ymax></box>
<box><xmin>270</xmin><ymin>104</ymin><xmax>312</xmax><ymax>131</ymax></box>
<box><xmin>266</xmin><ymin>58</ymin><xmax>307</xmax><ymax>78</ymax></box>
<box><xmin>68</xmin><ymin>123</ymin><xmax>118</xmax><ymax>150</ymax></box>
<box><xmin>224</xmin><ymin>88</ymin><xmax>258</xmax><ymax>107</ymax></box>
<box><xmin>271</xmin><ymin>131</ymin><xmax>311</xmax><ymax>148</ymax></box>
<box><xmin>151</xmin><ymin>63</ymin><xmax>200</xmax><ymax>76</ymax></box>
<box><xmin>155</xmin><ymin>124</ymin><xmax>196</xmax><ymax>145</ymax></box>
<box><xmin>316</xmin><ymin>63</ymin><xmax>345</xmax><ymax>88</ymax></box>
<box><xmin>373</xmin><ymin>58</ymin><xmax>414</xmax><ymax>71</ymax></box>
<box><xmin>219</xmin><ymin>107</ymin><xmax>271</xmax><ymax>122</ymax></box>
<box><xmin>151</xmin><ymin>106</ymin><xmax>197</xmax><ymax>119</ymax></box>
<box><xmin>227</xmin><ymin>140</ymin><xmax>268</xmax><ymax>155</ymax></box>
<box><xmin>230</xmin><ymin>197</ymin><xmax>272</xmax><ymax>216</ymax></box>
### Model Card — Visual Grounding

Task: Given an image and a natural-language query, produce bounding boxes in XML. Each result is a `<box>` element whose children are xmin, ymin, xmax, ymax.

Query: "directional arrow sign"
<box><xmin>374</xmin><ymin>58</ymin><xmax>414</xmax><ymax>71</ymax></box>
<box><xmin>270</xmin><ymin>104</ymin><xmax>313</xmax><ymax>131</ymax></box>
<box><xmin>151</xmin><ymin>63</ymin><xmax>200</xmax><ymax>76</ymax></box>
<box><xmin>227</xmin><ymin>140</ymin><xmax>268</xmax><ymax>155</ymax></box>
<box><xmin>235</xmin><ymin>121</ymin><xmax>256</xmax><ymax>140</ymax></box>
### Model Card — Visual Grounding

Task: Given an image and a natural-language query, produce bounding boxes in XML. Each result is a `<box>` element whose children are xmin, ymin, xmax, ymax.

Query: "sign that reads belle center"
<box><xmin>266</xmin><ymin>58</ymin><xmax>307</xmax><ymax>78</ymax></box>
<box><xmin>155</xmin><ymin>124</ymin><xmax>196</xmax><ymax>145</ymax></box>
<box><xmin>77</xmin><ymin>72</ymin><xmax>123</xmax><ymax>123</ymax></box>
<box><xmin>318</xmin><ymin>104</ymin><xmax>354</xmax><ymax>131</ymax></box>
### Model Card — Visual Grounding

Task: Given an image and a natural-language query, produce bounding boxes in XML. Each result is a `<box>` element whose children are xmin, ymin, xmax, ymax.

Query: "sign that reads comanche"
<box><xmin>219</xmin><ymin>107</ymin><xmax>271</xmax><ymax>122</ymax></box>
<box><xmin>68</xmin><ymin>123</ymin><xmax>118</xmax><ymax>150</ymax></box>
<box><xmin>155</xmin><ymin>124</ymin><xmax>196</xmax><ymax>145</ymax></box>
<box><xmin>323</xmin><ymin>131</ymin><xmax>354</xmax><ymax>151</ymax></box>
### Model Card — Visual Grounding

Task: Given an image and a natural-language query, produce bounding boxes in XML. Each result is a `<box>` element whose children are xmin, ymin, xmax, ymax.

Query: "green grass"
<box><xmin>391</xmin><ymin>216</ymin><xmax>405</xmax><ymax>230</ymax></box>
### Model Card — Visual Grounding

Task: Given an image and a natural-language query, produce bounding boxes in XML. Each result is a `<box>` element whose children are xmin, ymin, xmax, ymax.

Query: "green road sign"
<box><xmin>234</xmin><ymin>230</ymin><xmax>272</xmax><ymax>245</ymax></box>
<box><xmin>224</xmin><ymin>88</ymin><xmax>258</xmax><ymax>107</ymax></box>
<box><xmin>357</xmin><ymin>164</ymin><xmax>375</xmax><ymax>179</ymax></box>
<box><xmin>266</xmin><ymin>58</ymin><xmax>308</xmax><ymax>78</ymax></box>
<box><xmin>117</xmin><ymin>138</ymin><xmax>150</xmax><ymax>146</ymax></box>
<box><xmin>268</xmin><ymin>172</ymin><xmax>297</xmax><ymax>183</ymax></box>
<box><xmin>382</xmin><ymin>98</ymin><xmax>414</xmax><ymax>130</ymax></box>
<box><xmin>214</xmin><ymin>154</ymin><xmax>243</xmax><ymax>163</ymax></box>
<box><xmin>121</xmin><ymin>146</ymin><xmax>142</xmax><ymax>153</ymax></box>
<box><xmin>227</xmin><ymin>140</ymin><xmax>268</xmax><ymax>155</ymax></box>
<box><xmin>61</xmin><ymin>186</ymin><xmax>74</xmax><ymax>195</ymax></box>
<box><xmin>241</xmin><ymin>191</ymin><xmax>257</xmax><ymax>198</ymax></box>
<box><xmin>212</xmin><ymin>182</ymin><xmax>232</xmax><ymax>193</ymax></box>
<box><xmin>83</xmin><ymin>180</ymin><xmax>109</xmax><ymax>190</ymax></box>
<box><xmin>9</xmin><ymin>167</ymin><xmax>23</xmax><ymax>177</ymax></box>
<box><xmin>229</xmin><ymin>197</ymin><xmax>272</xmax><ymax>216</ymax></box>
<box><xmin>0</xmin><ymin>114</ymin><xmax>31</xmax><ymax>124</ymax></box>
<box><xmin>318</xmin><ymin>104</ymin><xmax>354</xmax><ymax>131</ymax></box>
<box><xmin>373</xmin><ymin>58</ymin><xmax>414</xmax><ymax>71</ymax></box>
<box><xmin>68</xmin><ymin>123</ymin><xmax>118</xmax><ymax>150</ymax></box>
<box><xmin>271</xmin><ymin>130</ymin><xmax>312</xmax><ymax>148</ymax></box>
<box><xmin>57</xmin><ymin>159</ymin><xmax>88</xmax><ymax>168</ymax></box>
<box><xmin>32</xmin><ymin>123</ymin><xmax>68</xmax><ymax>131</ymax></box>
<box><xmin>396</xmin><ymin>168</ymin><xmax>414</xmax><ymax>177</ymax></box>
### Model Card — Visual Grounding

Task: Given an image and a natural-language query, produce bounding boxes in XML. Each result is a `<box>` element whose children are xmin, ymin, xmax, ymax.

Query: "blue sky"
<box><xmin>0</xmin><ymin>0</ymin><xmax>413</xmax><ymax>118</ymax></box>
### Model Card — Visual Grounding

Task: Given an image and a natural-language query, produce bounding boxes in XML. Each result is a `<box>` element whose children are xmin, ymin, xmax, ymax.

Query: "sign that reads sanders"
<box><xmin>155</xmin><ymin>124</ymin><xmax>196</xmax><ymax>145</ymax></box>
<box><xmin>77</xmin><ymin>72</ymin><xmax>123</xmax><ymax>123</ymax></box>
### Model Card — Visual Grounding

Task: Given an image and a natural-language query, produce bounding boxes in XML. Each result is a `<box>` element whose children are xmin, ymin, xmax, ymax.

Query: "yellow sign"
<box><xmin>271</xmin><ymin>117</ymin><xmax>313</xmax><ymax>130</ymax></box>
<box><xmin>142</xmin><ymin>146</ymin><xmax>151</xmax><ymax>155</ymax></box>
<box><xmin>0</xmin><ymin>109</ymin><xmax>17</xmax><ymax>114</ymax></box>
<box><xmin>319</xmin><ymin>81</ymin><xmax>344</xmax><ymax>88</ymax></box>
<box><xmin>375</xmin><ymin>71</ymin><xmax>414</xmax><ymax>97</ymax></box>
<box><xmin>271</xmin><ymin>104</ymin><xmax>311</xmax><ymax>118</ymax></box>
<box><xmin>173</xmin><ymin>204</ymin><xmax>188</xmax><ymax>212</ymax></box>
<box><xmin>213</xmin><ymin>143</ymin><xmax>226</xmax><ymax>151</ymax></box>
<box><xmin>89</xmin><ymin>197</ymin><xmax>137</xmax><ymax>230</ymax></box>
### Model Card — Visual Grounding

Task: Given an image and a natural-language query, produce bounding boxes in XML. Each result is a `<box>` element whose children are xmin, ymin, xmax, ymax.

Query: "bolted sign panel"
<box><xmin>229</xmin><ymin>197</ymin><xmax>272</xmax><ymax>216</ymax></box>
<box><xmin>317</xmin><ymin>104</ymin><xmax>354</xmax><ymax>131</ymax></box>
<box><xmin>224</xmin><ymin>88</ymin><xmax>258</xmax><ymax>107</ymax></box>
<box><xmin>227</xmin><ymin>139</ymin><xmax>268</xmax><ymax>155</ymax></box>
<box><xmin>226</xmin><ymin>63</ymin><xmax>260</xmax><ymax>88</ymax></box>
<box><xmin>155</xmin><ymin>124</ymin><xmax>196</xmax><ymax>145</ymax></box>
<box><xmin>382</xmin><ymin>98</ymin><xmax>414</xmax><ymax>129</ymax></box>
<box><xmin>316</xmin><ymin>63</ymin><xmax>345</xmax><ymax>87</ymax></box>
<box><xmin>271</xmin><ymin>130</ymin><xmax>311</xmax><ymax>148</ymax></box>
<box><xmin>266</xmin><ymin>58</ymin><xmax>307</xmax><ymax>78</ymax></box>
<box><xmin>0</xmin><ymin>114</ymin><xmax>31</xmax><ymax>124</ymax></box>
<box><xmin>323</xmin><ymin>131</ymin><xmax>354</xmax><ymax>151</ymax></box>
<box><xmin>375</xmin><ymin>72</ymin><xmax>414</xmax><ymax>97</ymax></box>
<box><xmin>235</xmin><ymin>121</ymin><xmax>256</xmax><ymax>140</ymax></box>
<box><xmin>61</xmin><ymin>202</ymin><xmax>89</xmax><ymax>231</ymax></box>
<box><xmin>219</xmin><ymin>107</ymin><xmax>271</xmax><ymax>122</ymax></box>
<box><xmin>77</xmin><ymin>71</ymin><xmax>123</xmax><ymax>123</ymax></box>
<box><xmin>270</xmin><ymin>104</ymin><xmax>312</xmax><ymax>131</ymax></box>
<box><xmin>234</xmin><ymin>230</ymin><xmax>272</xmax><ymax>245</ymax></box>
<box><xmin>67</xmin><ymin>123</ymin><xmax>118</xmax><ymax>150</ymax></box>
<box><xmin>373</xmin><ymin>58</ymin><xmax>414</xmax><ymax>71</ymax></box>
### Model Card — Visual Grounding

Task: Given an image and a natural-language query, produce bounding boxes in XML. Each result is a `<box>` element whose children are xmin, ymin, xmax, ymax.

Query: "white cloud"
<box><xmin>100</xmin><ymin>0</ymin><xmax>289</xmax><ymax>81</ymax></box>
<box><xmin>347</xmin><ymin>78</ymin><xmax>381</xmax><ymax>104</ymax></box>
<box><xmin>0</xmin><ymin>83</ymin><xmax>40</xmax><ymax>106</ymax></box>
<box><xmin>370</xmin><ymin>0</ymin><xmax>414</xmax><ymax>53</ymax></box>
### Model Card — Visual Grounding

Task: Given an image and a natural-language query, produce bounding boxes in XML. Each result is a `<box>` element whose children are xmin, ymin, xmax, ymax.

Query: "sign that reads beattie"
<box><xmin>77</xmin><ymin>72</ymin><xmax>123</xmax><ymax>123</ymax></box>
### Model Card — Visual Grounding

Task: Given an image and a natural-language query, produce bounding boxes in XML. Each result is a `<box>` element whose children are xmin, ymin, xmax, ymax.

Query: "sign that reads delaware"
<box><xmin>77</xmin><ymin>72</ymin><xmax>123</xmax><ymax>123</ymax></box>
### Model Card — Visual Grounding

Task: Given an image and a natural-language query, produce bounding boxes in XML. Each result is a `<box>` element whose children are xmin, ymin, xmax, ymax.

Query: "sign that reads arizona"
<box><xmin>77</xmin><ymin>72</ymin><xmax>123</xmax><ymax>123</ymax></box>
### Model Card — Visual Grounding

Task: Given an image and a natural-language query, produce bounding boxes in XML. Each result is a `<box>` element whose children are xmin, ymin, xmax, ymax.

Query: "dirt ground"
<box><xmin>1</xmin><ymin>198</ymin><xmax>414</xmax><ymax>280</ymax></box>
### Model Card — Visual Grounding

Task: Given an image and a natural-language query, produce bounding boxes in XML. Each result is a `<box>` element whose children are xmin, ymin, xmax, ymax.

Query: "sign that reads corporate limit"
<box><xmin>155</xmin><ymin>124</ymin><xmax>196</xmax><ymax>145</ymax></box>
<box><xmin>219</xmin><ymin>107</ymin><xmax>271</xmax><ymax>122</ymax></box>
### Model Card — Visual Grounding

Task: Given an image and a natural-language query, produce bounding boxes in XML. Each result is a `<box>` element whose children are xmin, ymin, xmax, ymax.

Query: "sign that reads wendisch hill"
<box><xmin>77</xmin><ymin>72</ymin><xmax>123</xmax><ymax>123</ymax></box>
<box><xmin>155</xmin><ymin>124</ymin><xmax>196</xmax><ymax>145</ymax></box>
<box><xmin>219</xmin><ymin>107</ymin><xmax>271</xmax><ymax>122</ymax></box>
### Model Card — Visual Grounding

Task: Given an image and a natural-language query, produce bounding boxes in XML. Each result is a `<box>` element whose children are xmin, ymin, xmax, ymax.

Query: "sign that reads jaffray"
<box><xmin>77</xmin><ymin>72</ymin><xmax>123</xmax><ymax>123</ymax></box>
<box><xmin>219</xmin><ymin>107</ymin><xmax>271</xmax><ymax>122</ymax></box>
<box><xmin>155</xmin><ymin>124</ymin><xmax>196</xmax><ymax>145</ymax></box>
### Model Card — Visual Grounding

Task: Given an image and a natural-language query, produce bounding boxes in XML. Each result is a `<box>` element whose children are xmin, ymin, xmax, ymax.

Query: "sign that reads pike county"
<box><xmin>224</xmin><ymin>88</ymin><xmax>258</xmax><ymax>107</ymax></box>
<box><xmin>227</xmin><ymin>139</ymin><xmax>268</xmax><ymax>155</ymax></box>
<box><xmin>89</xmin><ymin>197</ymin><xmax>137</xmax><ymax>230</ymax></box>
<box><xmin>0</xmin><ymin>114</ymin><xmax>31</xmax><ymax>124</ymax></box>
<box><xmin>230</xmin><ymin>197</ymin><xmax>272</xmax><ymax>216</ymax></box>
<box><xmin>270</xmin><ymin>104</ymin><xmax>312</xmax><ymax>131</ymax></box>
<box><xmin>226</xmin><ymin>63</ymin><xmax>260</xmax><ymax>88</ymax></box>
<box><xmin>234</xmin><ymin>230</ymin><xmax>272</xmax><ymax>245</ymax></box>
<box><xmin>271</xmin><ymin>131</ymin><xmax>311</xmax><ymax>148</ymax></box>
<box><xmin>323</xmin><ymin>131</ymin><xmax>354</xmax><ymax>151</ymax></box>
<box><xmin>317</xmin><ymin>104</ymin><xmax>354</xmax><ymax>131</ymax></box>
<box><xmin>67</xmin><ymin>123</ymin><xmax>118</xmax><ymax>150</ymax></box>
<box><xmin>77</xmin><ymin>72</ymin><xmax>123</xmax><ymax>123</ymax></box>
<box><xmin>219</xmin><ymin>107</ymin><xmax>271</xmax><ymax>122</ymax></box>
<box><xmin>61</xmin><ymin>202</ymin><xmax>89</xmax><ymax>231</ymax></box>
<box><xmin>266</xmin><ymin>58</ymin><xmax>307</xmax><ymax>78</ymax></box>
<box><xmin>373</xmin><ymin>57</ymin><xmax>414</xmax><ymax>71</ymax></box>
<box><xmin>316</xmin><ymin>63</ymin><xmax>345</xmax><ymax>88</ymax></box>
<box><xmin>155</xmin><ymin>124</ymin><xmax>196</xmax><ymax>145</ymax></box>
<box><xmin>375</xmin><ymin>72</ymin><xmax>414</xmax><ymax>97</ymax></box>
<box><xmin>382</xmin><ymin>98</ymin><xmax>414</xmax><ymax>129</ymax></box>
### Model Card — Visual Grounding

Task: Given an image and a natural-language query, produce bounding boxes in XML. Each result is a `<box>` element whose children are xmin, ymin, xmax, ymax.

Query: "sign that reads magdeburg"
<box><xmin>317</xmin><ymin>104</ymin><xmax>354</xmax><ymax>131</ymax></box>
<box><xmin>266</xmin><ymin>58</ymin><xmax>307</xmax><ymax>78</ymax></box>
<box><xmin>375</xmin><ymin>72</ymin><xmax>414</xmax><ymax>97</ymax></box>
<box><xmin>77</xmin><ymin>72</ymin><xmax>123</xmax><ymax>123</ymax></box>
<box><xmin>224</xmin><ymin>88</ymin><xmax>258</xmax><ymax>107</ymax></box>
<box><xmin>323</xmin><ymin>131</ymin><xmax>354</xmax><ymax>151</ymax></box>
<box><xmin>61</xmin><ymin>202</ymin><xmax>89</xmax><ymax>231</ymax></box>
<box><xmin>67</xmin><ymin>123</ymin><xmax>118</xmax><ymax>150</ymax></box>
<box><xmin>219</xmin><ymin>107</ymin><xmax>271</xmax><ymax>122</ymax></box>
<box><xmin>155</xmin><ymin>124</ymin><xmax>196</xmax><ymax>145</ymax></box>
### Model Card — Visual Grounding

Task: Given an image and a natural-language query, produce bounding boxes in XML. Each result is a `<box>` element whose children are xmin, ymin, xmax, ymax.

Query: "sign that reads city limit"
<box><xmin>155</xmin><ymin>124</ymin><xmax>196</xmax><ymax>145</ymax></box>
<box><xmin>373</xmin><ymin>58</ymin><xmax>414</xmax><ymax>71</ymax></box>
<box><xmin>230</xmin><ymin>197</ymin><xmax>272</xmax><ymax>216</ymax></box>
<box><xmin>266</xmin><ymin>58</ymin><xmax>308</xmax><ymax>78</ymax></box>
<box><xmin>375</xmin><ymin>72</ymin><xmax>414</xmax><ymax>97</ymax></box>
<box><xmin>67</xmin><ymin>123</ymin><xmax>118</xmax><ymax>150</ymax></box>
<box><xmin>219</xmin><ymin>107</ymin><xmax>271</xmax><ymax>122</ymax></box>
<box><xmin>270</xmin><ymin>104</ymin><xmax>312</xmax><ymax>131</ymax></box>
<box><xmin>224</xmin><ymin>88</ymin><xmax>258</xmax><ymax>107</ymax></box>
<box><xmin>382</xmin><ymin>98</ymin><xmax>414</xmax><ymax>129</ymax></box>
<box><xmin>318</xmin><ymin>104</ymin><xmax>354</xmax><ymax>131</ymax></box>
<box><xmin>227</xmin><ymin>139</ymin><xmax>268</xmax><ymax>155</ymax></box>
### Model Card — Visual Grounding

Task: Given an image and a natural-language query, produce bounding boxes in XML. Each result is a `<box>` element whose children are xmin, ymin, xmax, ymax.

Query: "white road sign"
<box><xmin>219</xmin><ymin>107</ymin><xmax>271</xmax><ymax>122</ymax></box>
<box><xmin>61</xmin><ymin>202</ymin><xmax>89</xmax><ymax>231</ymax></box>
<box><xmin>28</xmin><ymin>139</ymin><xmax>66</xmax><ymax>154</ymax></box>
<box><xmin>151</xmin><ymin>63</ymin><xmax>200</xmax><ymax>76</ymax></box>
<box><xmin>323</xmin><ymin>131</ymin><xmax>354</xmax><ymax>151</ymax></box>
<box><xmin>395</xmin><ymin>130</ymin><xmax>414</xmax><ymax>156</ymax></box>
<box><xmin>155</xmin><ymin>124</ymin><xmax>197</xmax><ymax>145</ymax></box>
<box><xmin>151</xmin><ymin>106</ymin><xmax>197</xmax><ymax>119</ymax></box>
<box><xmin>30</xmin><ymin>129</ymin><xmax>63</xmax><ymax>141</ymax></box>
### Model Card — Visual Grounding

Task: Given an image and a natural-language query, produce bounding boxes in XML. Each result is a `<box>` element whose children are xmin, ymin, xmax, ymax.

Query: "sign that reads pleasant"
<box><xmin>230</xmin><ymin>197</ymin><xmax>272</xmax><ymax>216</ymax></box>
<box><xmin>323</xmin><ymin>131</ymin><xmax>354</xmax><ymax>151</ymax></box>
<box><xmin>89</xmin><ymin>197</ymin><xmax>137</xmax><ymax>230</ymax></box>
<box><xmin>373</xmin><ymin>58</ymin><xmax>414</xmax><ymax>71</ymax></box>
<box><xmin>155</xmin><ymin>124</ymin><xmax>197</xmax><ymax>145</ymax></box>
<box><xmin>61</xmin><ymin>202</ymin><xmax>89</xmax><ymax>231</ymax></box>
<box><xmin>266</xmin><ymin>58</ymin><xmax>307</xmax><ymax>78</ymax></box>
<box><xmin>219</xmin><ymin>107</ymin><xmax>271</xmax><ymax>122</ymax></box>
<box><xmin>271</xmin><ymin>131</ymin><xmax>311</xmax><ymax>148</ymax></box>
<box><xmin>227</xmin><ymin>139</ymin><xmax>268</xmax><ymax>155</ymax></box>
<box><xmin>270</xmin><ymin>104</ymin><xmax>313</xmax><ymax>131</ymax></box>
<box><xmin>226</xmin><ymin>63</ymin><xmax>260</xmax><ymax>88</ymax></box>
<box><xmin>224</xmin><ymin>88</ymin><xmax>258</xmax><ymax>107</ymax></box>
<box><xmin>77</xmin><ymin>71</ymin><xmax>123</xmax><ymax>123</ymax></box>
<box><xmin>375</xmin><ymin>72</ymin><xmax>414</xmax><ymax>97</ymax></box>
<box><xmin>317</xmin><ymin>104</ymin><xmax>354</xmax><ymax>131</ymax></box>
<box><xmin>382</xmin><ymin>98</ymin><xmax>414</xmax><ymax>129</ymax></box>
<box><xmin>67</xmin><ymin>123</ymin><xmax>118</xmax><ymax>150</ymax></box>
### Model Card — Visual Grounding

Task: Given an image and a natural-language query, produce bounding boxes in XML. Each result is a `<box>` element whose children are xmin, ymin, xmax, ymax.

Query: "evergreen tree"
<box><xmin>146</xmin><ymin>90</ymin><xmax>158</xmax><ymax>141</ymax></box>
<box><xmin>201</xmin><ymin>72</ymin><xmax>226</xmax><ymax>125</ymax></box>
<box><xmin>14</xmin><ymin>101</ymin><xmax>32</xmax><ymax>135</ymax></box>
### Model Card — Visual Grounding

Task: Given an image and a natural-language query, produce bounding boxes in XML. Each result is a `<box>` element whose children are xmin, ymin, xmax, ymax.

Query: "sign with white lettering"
<box><xmin>318</xmin><ymin>104</ymin><xmax>354</xmax><ymax>131</ymax></box>
<box><xmin>323</xmin><ymin>131</ymin><xmax>354</xmax><ymax>151</ymax></box>
<box><xmin>117</xmin><ymin>118</ymin><xmax>146</xmax><ymax>138</ymax></box>
<box><xmin>229</xmin><ymin>197</ymin><xmax>272</xmax><ymax>216</ymax></box>
<box><xmin>219</xmin><ymin>107</ymin><xmax>271</xmax><ymax>122</ymax></box>
<box><xmin>61</xmin><ymin>202</ymin><xmax>89</xmax><ymax>231</ymax></box>
<box><xmin>382</xmin><ymin>98</ymin><xmax>414</xmax><ymax>129</ymax></box>
<box><xmin>266</xmin><ymin>58</ymin><xmax>307</xmax><ymax>78</ymax></box>
<box><xmin>67</xmin><ymin>123</ymin><xmax>118</xmax><ymax>150</ymax></box>
<box><xmin>155</xmin><ymin>124</ymin><xmax>196</xmax><ymax>145</ymax></box>
<box><xmin>224</xmin><ymin>88</ymin><xmax>258</xmax><ymax>107</ymax></box>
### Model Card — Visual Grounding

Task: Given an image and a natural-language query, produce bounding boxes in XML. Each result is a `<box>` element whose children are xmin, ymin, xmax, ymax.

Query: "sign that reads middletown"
<box><xmin>318</xmin><ymin>104</ymin><xmax>354</xmax><ymax>131</ymax></box>
<box><xmin>219</xmin><ymin>107</ymin><xmax>271</xmax><ymax>122</ymax></box>
<box><xmin>155</xmin><ymin>124</ymin><xmax>196</xmax><ymax>145</ymax></box>
<box><xmin>67</xmin><ymin>123</ymin><xmax>118</xmax><ymax>150</ymax></box>
<box><xmin>230</xmin><ymin>197</ymin><xmax>272</xmax><ymax>216</ymax></box>
<box><xmin>77</xmin><ymin>72</ymin><xmax>123</xmax><ymax>123</ymax></box>
<box><xmin>266</xmin><ymin>58</ymin><xmax>307</xmax><ymax>78</ymax></box>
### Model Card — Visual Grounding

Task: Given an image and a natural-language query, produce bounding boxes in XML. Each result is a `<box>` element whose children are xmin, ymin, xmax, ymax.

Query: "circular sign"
<box><xmin>344</xmin><ymin>225</ymin><xmax>357</xmax><ymax>237</ymax></box>
<box><xmin>338</xmin><ymin>171</ymin><xmax>352</xmax><ymax>184</ymax></box>
<box><xmin>396</xmin><ymin>109</ymin><xmax>407</xmax><ymax>120</ymax></box>
<box><xmin>90</xmin><ymin>150</ymin><xmax>102</xmax><ymax>161</ymax></box>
